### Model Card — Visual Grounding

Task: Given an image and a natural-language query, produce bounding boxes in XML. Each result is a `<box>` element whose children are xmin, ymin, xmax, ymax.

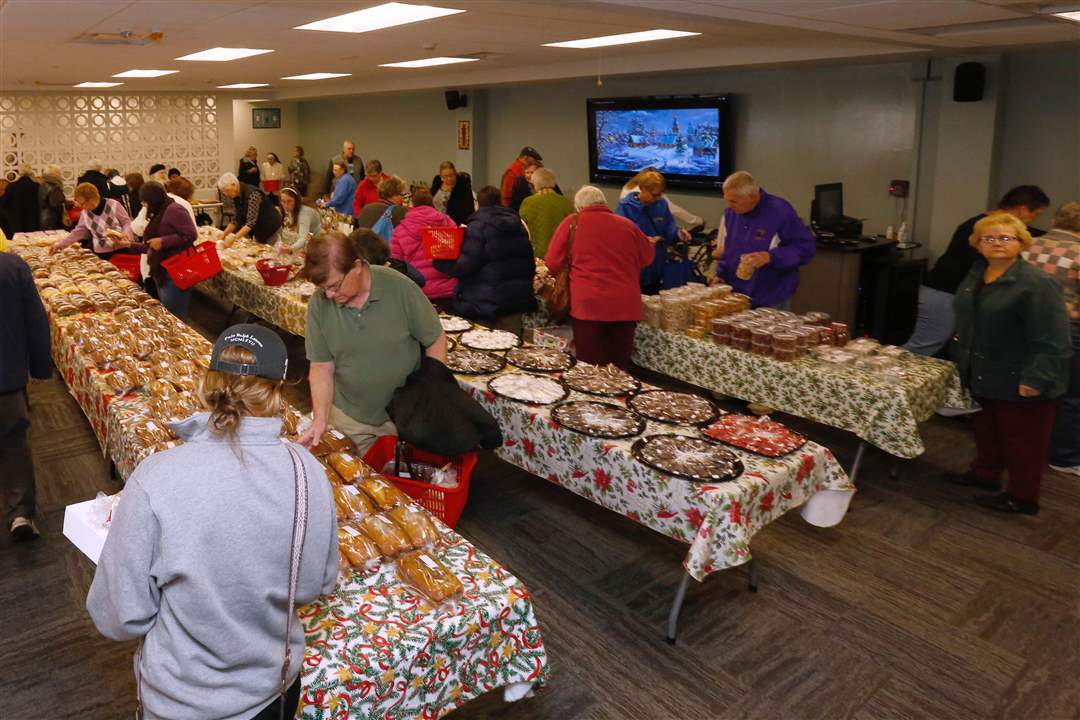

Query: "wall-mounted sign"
<box><xmin>252</xmin><ymin>107</ymin><xmax>281</xmax><ymax>129</ymax></box>
<box><xmin>457</xmin><ymin>119</ymin><xmax>471</xmax><ymax>150</ymax></box>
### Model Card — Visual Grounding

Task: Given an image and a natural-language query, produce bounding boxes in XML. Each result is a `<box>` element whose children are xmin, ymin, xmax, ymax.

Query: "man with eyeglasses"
<box><xmin>297</xmin><ymin>230</ymin><xmax>447</xmax><ymax>454</ymax></box>
<box><xmin>904</xmin><ymin>185</ymin><xmax>1050</xmax><ymax>357</ymax></box>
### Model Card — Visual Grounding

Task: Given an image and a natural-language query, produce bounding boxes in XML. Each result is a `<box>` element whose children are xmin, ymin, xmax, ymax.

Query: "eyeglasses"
<box><xmin>323</xmin><ymin>269</ymin><xmax>350</xmax><ymax>297</ymax></box>
<box><xmin>979</xmin><ymin>235</ymin><xmax>1019</xmax><ymax>246</ymax></box>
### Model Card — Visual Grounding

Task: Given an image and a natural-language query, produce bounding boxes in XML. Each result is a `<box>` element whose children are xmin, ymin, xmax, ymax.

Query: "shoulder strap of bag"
<box><xmin>279</xmin><ymin>445</ymin><xmax>310</xmax><ymax>720</ymax></box>
<box><xmin>566</xmin><ymin>215</ymin><xmax>578</xmax><ymax>267</ymax></box>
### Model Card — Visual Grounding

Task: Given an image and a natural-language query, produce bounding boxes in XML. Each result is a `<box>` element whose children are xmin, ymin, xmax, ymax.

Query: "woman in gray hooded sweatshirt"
<box><xmin>88</xmin><ymin>324</ymin><xmax>339</xmax><ymax>720</ymax></box>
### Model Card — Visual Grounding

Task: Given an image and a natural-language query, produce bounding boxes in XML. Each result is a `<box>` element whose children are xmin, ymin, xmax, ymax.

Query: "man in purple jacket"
<box><xmin>711</xmin><ymin>171</ymin><xmax>816</xmax><ymax>309</ymax></box>
<box><xmin>0</xmin><ymin>252</ymin><xmax>52</xmax><ymax>540</ymax></box>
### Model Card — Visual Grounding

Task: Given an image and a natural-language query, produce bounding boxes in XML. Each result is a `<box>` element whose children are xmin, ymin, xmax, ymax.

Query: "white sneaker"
<box><xmin>936</xmin><ymin>403</ymin><xmax>982</xmax><ymax>417</ymax></box>
<box><xmin>1049</xmin><ymin>464</ymin><xmax>1080</xmax><ymax>478</ymax></box>
<box><xmin>10</xmin><ymin>517</ymin><xmax>39</xmax><ymax>541</ymax></box>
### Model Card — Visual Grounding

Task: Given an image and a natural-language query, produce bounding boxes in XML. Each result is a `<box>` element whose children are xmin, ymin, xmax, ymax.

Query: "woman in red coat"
<box><xmin>545</xmin><ymin>185</ymin><xmax>655</xmax><ymax>369</ymax></box>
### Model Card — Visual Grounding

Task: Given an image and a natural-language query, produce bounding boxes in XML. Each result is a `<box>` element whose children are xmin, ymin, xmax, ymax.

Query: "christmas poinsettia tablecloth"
<box><xmin>298</xmin><ymin>529</ymin><xmax>548</xmax><ymax>719</ymax></box>
<box><xmin>633</xmin><ymin>324</ymin><xmax>972</xmax><ymax>459</ymax></box>
<box><xmin>457</xmin><ymin>371</ymin><xmax>854</xmax><ymax>581</ymax></box>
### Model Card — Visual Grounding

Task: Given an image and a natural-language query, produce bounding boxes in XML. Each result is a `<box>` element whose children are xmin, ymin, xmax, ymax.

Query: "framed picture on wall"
<box><xmin>457</xmin><ymin>120</ymin><xmax>471</xmax><ymax>150</ymax></box>
<box><xmin>252</xmin><ymin>107</ymin><xmax>281</xmax><ymax>129</ymax></box>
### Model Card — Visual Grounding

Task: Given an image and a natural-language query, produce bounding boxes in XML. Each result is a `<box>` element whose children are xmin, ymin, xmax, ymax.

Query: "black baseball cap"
<box><xmin>210</xmin><ymin>324</ymin><xmax>288</xmax><ymax>380</ymax></box>
<box><xmin>519</xmin><ymin>146</ymin><xmax>542</xmax><ymax>161</ymax></box>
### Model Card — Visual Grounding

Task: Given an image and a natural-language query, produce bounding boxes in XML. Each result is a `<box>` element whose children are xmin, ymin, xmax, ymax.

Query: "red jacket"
<box><xmin>500</xmin><ymin>159</ymin><xmax>524</xmax><ymax>207</ymax></box>
<box><xmin>352</xmin><ymin>174</ymin><xmax>385</xmax><ymax>217</ymax></box>
<box><xmin>545</xmin><ymin>205</ymin><xmax>653</xmax><ymax>322</ymax></box>
<box><xmin>391</xmin><ymin>205</ymin><xmax>457</xmax><ymax>299</ymax></box>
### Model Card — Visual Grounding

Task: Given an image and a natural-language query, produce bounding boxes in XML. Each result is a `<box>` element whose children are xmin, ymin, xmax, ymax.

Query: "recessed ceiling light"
<box><xmin>543</xmin><ymin>29</ymin><xmax>700</xmax><ymax>49</ymax></box>
<box><xmin>217</xmin><ymin>83</ymin><xmax>270</xmax><ymax>89</ymax></box>
<box><xmin>112</xmin><ymin>69</ymin><xmax>178</xmax><ymax>78</ymax></box>
<box><xmin>294</xmin><ymin>2</ymin><xmax>464</xmax><ymax>33</ymax></box>
<box><xmin>74</xmin><ymin>81</ymin><xmax>123</xmax><ymax>88</ymax></box>
<box><xmin>1052</xmin><ymin>10</ymin><xmax>1080</xmax><ymax>22</ymax></box>
<box><xmin>281</xmin><ymin>72</ymin><xmax>352</xmax><ymax>81</ymax></box>
<box><xmin>379</xmin><ymin>56</ymin><xmax>479</xmax><ymax>68</ymax></box>
<box><xmin>176</xmin><ymin>47</ymin><xmax>274</xmax><ymax>62</ymax></box>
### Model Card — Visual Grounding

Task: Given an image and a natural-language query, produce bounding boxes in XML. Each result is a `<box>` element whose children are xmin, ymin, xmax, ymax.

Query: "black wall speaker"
<box><xmin>953</xmin><ymin>62</ymin><xmax>985</xmax><ymax>103</ymax></box>
<box><xmin>445</xmin><ymin>90</ymin><xmax>467</xmax><ymax>110</ymax></box>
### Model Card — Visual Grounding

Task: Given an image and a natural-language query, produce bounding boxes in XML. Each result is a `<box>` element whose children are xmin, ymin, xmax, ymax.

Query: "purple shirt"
<box><xmin>715</xmin><ymin>189</ymin><xmax>816</xmax><ymax>308</ymax></box>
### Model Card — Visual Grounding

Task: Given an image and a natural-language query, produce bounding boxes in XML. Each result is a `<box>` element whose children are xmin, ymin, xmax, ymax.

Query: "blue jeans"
<box><xmin>903</xmin><ymin>285</ymin><xmax>955</xmax><ymax>357</ymax></box>
<box><xmin>1050</xmin><ymin>325</ymin><xmax>1080</xmax><ymax>467</ymax></box>
<box><xmin>156</xmin><ymin>275</ymin><xmax>192</xmax><ymax>320</ymax></box>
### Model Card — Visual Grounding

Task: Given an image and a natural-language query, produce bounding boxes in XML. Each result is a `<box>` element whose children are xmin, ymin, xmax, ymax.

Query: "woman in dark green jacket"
<box><xmin>950</xmin><ymin>213</ymin><xmax>1072</xmax><ymax>515</ymax></box>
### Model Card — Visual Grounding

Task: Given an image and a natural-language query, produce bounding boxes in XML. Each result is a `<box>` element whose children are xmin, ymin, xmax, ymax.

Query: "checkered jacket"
<box><xmin>58</xmin><ymin>198</ymin><xmax>133</xmax><ymax>254</ymax></box>
<box><xmin>1024</xmin><ymin>228</ymin><xmax>1080</xmax><ymax>323</ymax></box>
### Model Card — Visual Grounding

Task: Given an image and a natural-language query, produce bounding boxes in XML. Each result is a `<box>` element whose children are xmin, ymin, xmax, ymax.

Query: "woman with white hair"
<box><xmin>519</xmin><ymin>167</ymin><xmax>575</xmax><ymax>257</ymax></box>
<box><xmin>37</xmin><ymin>165</ymin><xmax>69</xmax><ymax>230</ymax></box>
<box><xmin>3</xmin><ymin>162</ymin><xmax>41</xmax><ymax>233</ymax></box>
<box><xmin>544</xmin><ymin>185</ymin><xmax>655</xmax><ymax>370</ymax></box>
<box><xmin>218</xmin><ymin>172</ymin><xmax>282</xmax><ymax>246</ymax></box>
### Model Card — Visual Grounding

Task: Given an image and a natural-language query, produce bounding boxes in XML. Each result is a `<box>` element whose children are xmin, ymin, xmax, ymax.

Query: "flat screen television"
<box><xmin>586</xmin><ymin>94</ymin><xmax>733</xmax><ymax>191</ymax></box>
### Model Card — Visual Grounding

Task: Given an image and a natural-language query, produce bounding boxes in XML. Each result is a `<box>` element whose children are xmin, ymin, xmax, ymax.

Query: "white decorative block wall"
<box><xmin>0</xmin><ymin>94</ymin><xmax>220</xmax><ymax>192</ymax></box>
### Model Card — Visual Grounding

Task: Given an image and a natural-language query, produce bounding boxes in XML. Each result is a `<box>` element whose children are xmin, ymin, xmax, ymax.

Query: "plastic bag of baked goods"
<box><xmin>396</xmin><ymin>550</ymin><xmax>464</xmax><ymax>604</ymax></box>
<box><xmin>333</xmin><ymin>484</ymin><xmax>375</xmax><ymax>522</ymax></box>
<box><xmin>103</xmin><ymin>370</ymin><xmax>135</xmax><ymax>396</ymax></box>
<box><xmin>323</xmin><ymin>463</ymin><xmax>345</xmax><ymax>486</ymax></box>
<box><xmin>130</xmin><ymin>417</ymin><xmax>175</xmax><ymax>447</ymax></box>
<box><xmin>309</xmin><ymin>428</ymin><xmax>357</xmax><ymax>458</ymax></box>
<box><xmin>386</xmin><ymin>504</ymin><xmax>441</xmax><ymax>548</ymax></box>
<box><xmin>338</xmin><ymin>525</ymin><xmax>381</xmax><ymax>572</ymax></box>
<box><xmin>358</xmin><ymin>513</ymin><xmax>414</xmax><ymax>557</ymax></box>
<box><xmin>359</xmin><ymin>475</ymin><xmax>412</xmax><ymax>510</ymax></box>
<box><xmin>327</xmin><ymin>452</ymin><xmax>368</xmax><ymax>483</ymax></box>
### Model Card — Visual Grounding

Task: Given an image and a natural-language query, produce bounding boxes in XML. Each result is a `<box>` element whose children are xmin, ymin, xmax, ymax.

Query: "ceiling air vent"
<box><xmin>72</xmin><ymin>31</ymin><xmax>164</xmax><ymax>46</ymax></box>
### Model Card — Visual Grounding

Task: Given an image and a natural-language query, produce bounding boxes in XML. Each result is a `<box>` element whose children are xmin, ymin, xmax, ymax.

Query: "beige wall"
<box><xmin>298</xmin><ymin>93</ymin><xmax>471</xmax><ymax>197</ymax></box>
<box><xmin>228</xmin><ymin>100</ymin><xmax>300</xmax><ymax>183</ymax></box>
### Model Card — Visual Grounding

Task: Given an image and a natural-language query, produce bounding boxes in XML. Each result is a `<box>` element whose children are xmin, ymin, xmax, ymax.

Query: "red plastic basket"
<box><xmin>255</xmin><ymin>258</ymin><xmax>294</xmax><ymax>286</ymax></box>
<box><xmin>109</xmin><ymin>253</ymin><xmax>142</xmax><ymax>283</ymax></box>
<box><xmin>421</xmin><ymin>226</ymin><xmax>464</xmax><ymax>260</ymax></box>
<box><xmin>160</xmin><ymin>241</ymin><xmax>222</xmax><ymax>289</ymax></box>
<box><xmin>362</xmin><ymin>435</ymin><xmax>476</xmax><ymax>528</ymax></box>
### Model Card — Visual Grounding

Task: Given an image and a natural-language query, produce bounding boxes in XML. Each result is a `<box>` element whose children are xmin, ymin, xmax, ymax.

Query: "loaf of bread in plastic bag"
<box><xmin>396</xmin><ymin>550</ymin><xmax>463</xmax><ymax>604</ymax></box>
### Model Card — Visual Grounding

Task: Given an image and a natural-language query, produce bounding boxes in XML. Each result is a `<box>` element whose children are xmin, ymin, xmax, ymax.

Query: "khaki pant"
<box><xmin>329</xmin><ymin>405</ymin><xmax>396</xmax><ymax>457</ymax></box>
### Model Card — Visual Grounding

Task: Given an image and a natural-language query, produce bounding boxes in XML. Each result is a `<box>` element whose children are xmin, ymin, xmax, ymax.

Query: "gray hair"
<box><xmin>531</xmin><ymin>167</ymin><xmax>557</xmax><ymax>190</ymax></box>
<box><xmin>217</xmin><ymin>172</ymin><xmax>240</xmax><ymax>190</ymax></box>
<box><xmin>1052</xmin><ymin>202</ymin><xmax>1080</xmax><ymax>233</ymax></box>
<box><xmin>86</xmin><ymin>160</ymin><xmax>103</xmax><ymax>172</ymax></box>
<box><xmin>43</xmin><ymin>164</ymin><xmax>64</xmax><ymax>183</ymax></box>
<box><xmin>574</xmin><ymin>185</ymin><xmax>607</xmax><ymax>211</ymax></box>
<box><xmin>17</xmin><ymin>161</ymin><xmax>33</xmax><ymax>176</ymax></box>
<box><xmin>722</xmin><ymin>170</ymin><xmax>759</xmax><ymax>196</ymax></box>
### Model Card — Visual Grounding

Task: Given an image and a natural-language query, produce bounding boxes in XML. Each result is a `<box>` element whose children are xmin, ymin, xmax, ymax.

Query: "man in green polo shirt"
<box><xmin>298</xmin><ymin>230</ymin><xmax>447</xmax><ymax>454</ymax></box>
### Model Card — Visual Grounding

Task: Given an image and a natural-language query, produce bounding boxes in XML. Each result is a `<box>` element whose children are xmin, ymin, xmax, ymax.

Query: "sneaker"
<box><xmin>942</xmin><ymin>471</ymin><xmax>1000</xmax><ymax>490</ymax></box>
<box><xmin>973</xmin><ymin>492</ymin><xmax>1039</xmax><ymax>516</ymax></box>
<box><xmin>10</xmin><ymin>517</ymin><xmax>40</xmax><ymax>541</ymax></box>
<box><xmin>1048</xmin><ymin>464</ymin><xmax>1080</xmax><ymax>478</ymax></box>
<box><xmin>936</xmin><ymin>403</ymin><xmax>982</xmax><ymax>417</ymax></box>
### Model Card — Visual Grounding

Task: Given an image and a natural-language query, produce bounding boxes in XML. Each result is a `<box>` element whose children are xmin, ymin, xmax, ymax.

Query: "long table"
<box><xmin>171</xmin><ymin>242</ymin><xmax>855</xmax><ymax>639</ymax></box>
<box><xmin>11</xmin><ymin>233</ymin><xmax>548</xmax><ymax>718</ymax></box>
<box><xmin>633</xmin><ymin>324</ymin><xmax>973</xmax><ymax>479</ymax></box>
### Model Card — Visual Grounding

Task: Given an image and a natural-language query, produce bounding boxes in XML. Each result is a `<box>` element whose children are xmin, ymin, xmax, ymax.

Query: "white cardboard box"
<box><xmin>63</xmin><ymin>498</ymin><xmax>110</xmax><ymax>565</ymax></box>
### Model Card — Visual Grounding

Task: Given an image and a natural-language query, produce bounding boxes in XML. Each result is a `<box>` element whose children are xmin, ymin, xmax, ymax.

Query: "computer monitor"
<box><xmin>813</xmin><ymin>183</ymin><xmax>844</xmax><ymax>228</ymax></box>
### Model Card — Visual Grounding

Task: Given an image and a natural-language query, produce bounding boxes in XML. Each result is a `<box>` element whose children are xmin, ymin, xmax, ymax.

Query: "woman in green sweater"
<box><xmin>520</xmin><ymin>167</ymin><xmax>575</xmax><ymax>257</ymax></box>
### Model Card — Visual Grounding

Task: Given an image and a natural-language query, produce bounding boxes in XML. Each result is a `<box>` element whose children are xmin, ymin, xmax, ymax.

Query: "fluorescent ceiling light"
<box><xmin>112</xmin><ymin>69</ymin><xmax>178</xmax><ymax>78</ymax></box>
<box><xmin>543</xmin><ymin>29</ymin><xmax>699</xmax><ymax>49</ymax></box>
<box><xmin>280</xmin><ymin>72</ymin><xmax>351</xmax><ymax>81</ymax></box>
<box><xmin>1052</xmin><ymin>10</ymin><xmax>1080</xmax><ymax>21</ymax></box>
<box><xmin>295</xmin><ymin>2</ymin><xmax>464</xmax><ymax>33</ymax></box>
<box><xmin>218</xmin><ymin>83</ymin><xmax>269</xmax><ymax>89</ymax></box>
<box><xmin>176</xmin><ymin>47</ymin><xmax>273</xmax><ymax>62</ymax></box>
<box><xmin>74</xmin><ymin>81</ymin><xmax>123</xmax><ymax>88</ymax></box>
<box><xmin>380</xmin><ymin>56</ymin><xmax>479</xmax><ymax>68</ymax></box>
<box><xmin>244</xmin><ymin>99</ymin><xmax>270</xmax><ymax>103</ymax></box>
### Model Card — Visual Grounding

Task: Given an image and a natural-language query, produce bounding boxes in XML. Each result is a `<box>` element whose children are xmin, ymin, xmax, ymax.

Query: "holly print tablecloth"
<box><xmin>458</xmin><ymin>372</ymin><xmax>854</xmax><ymax>582</ymax></box>
<box><xmin>633</xmin><ymin>325</ymin><xmax>973</xmax><ymax>459</ymax></box>
<box><xmin>299</xmin><ymin>530</ymin><xmax>548</xmax><ymax>719</ymax></box>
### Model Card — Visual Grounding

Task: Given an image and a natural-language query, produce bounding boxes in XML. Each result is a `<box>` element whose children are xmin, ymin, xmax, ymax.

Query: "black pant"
<box><xmin>250</xmin><ymin>676</ymin><xmax>301</xmax><ymax>720</ymax></box>
<box><xmin>0</xmin><ymin>388</ymin><xmax>35</xmax><ymax>525</ymax></box>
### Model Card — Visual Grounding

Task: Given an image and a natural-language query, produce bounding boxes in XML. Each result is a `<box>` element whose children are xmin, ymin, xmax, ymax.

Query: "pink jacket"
<box><xmin>391</xmin><ymin>205</ymin><xmax>457</xmax><ymax>299</ymax></box>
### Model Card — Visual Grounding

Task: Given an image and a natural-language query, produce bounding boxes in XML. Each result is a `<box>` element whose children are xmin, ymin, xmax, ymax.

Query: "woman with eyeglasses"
<box><xmin>949</xmin><ymin>212</ymin><xmax>1072</xmax><ymax>515</ymax></box>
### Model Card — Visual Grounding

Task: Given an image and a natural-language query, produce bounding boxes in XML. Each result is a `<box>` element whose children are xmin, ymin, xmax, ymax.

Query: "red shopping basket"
<box><xmin>109</xmin><ymin>253</ymin><xmax>142</xmax><ymax>283</ymax></box>
<box><xmin>160</xmin><ymin>241</ymin><xmax>222</xmax><ymax>289</ymax></box>
<box><xmin>255</xmin><ymin>258</ymin><xmax>294</xmax><ymax>286</ymax></box>
<box><xmin>421</xmin><ymin>226</ymin><xmax>464</xmax><ymax>260</ymax></box>
<box><xmin>362</xmin><ymin>435</ymin><xmax>476</xmax><ymax>528</ymax></box>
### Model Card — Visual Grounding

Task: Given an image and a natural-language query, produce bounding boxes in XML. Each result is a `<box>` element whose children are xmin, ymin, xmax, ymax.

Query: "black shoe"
<box><xmin>973</xmin><ymin>492</ymin><xmax>1039</xmax><ymax>516</ymax></box>
<box><xmin>942</xmin><ymin>471</ymin><xmax>999</xmax><ymax>490</ymax></box>
<box><xmin>10</xmin><ymin>517</ymin><xmax>40</xmax><ymax>542</ymax></box>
